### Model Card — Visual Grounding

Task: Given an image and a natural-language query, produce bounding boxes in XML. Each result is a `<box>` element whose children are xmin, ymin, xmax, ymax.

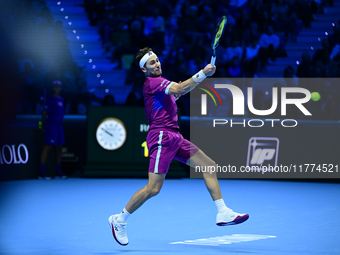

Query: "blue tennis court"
<box><xmin>0</xmin><ymin>178</ymin><xmax>339</xmax><ymax>254</ymax></box>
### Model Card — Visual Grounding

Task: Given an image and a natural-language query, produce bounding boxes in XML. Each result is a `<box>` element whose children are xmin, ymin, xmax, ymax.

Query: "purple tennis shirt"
<box><xmin>143</xmin><ymin>76</ymin><xmax>179</xmax><ymax>130</ymax></box>
<box><xmin>44</xmin><ymin>96</ymin><xmax>64</xmax><ymax>123</ymax></box>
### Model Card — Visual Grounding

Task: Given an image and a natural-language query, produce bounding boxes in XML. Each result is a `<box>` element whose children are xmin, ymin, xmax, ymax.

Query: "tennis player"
<box><xmin>39</xmin><ymin>80</ymin><xmax>67</xmax><ymax>179</ymax></box>
<box><xmin>108</xmin><ymin>47</ymin><xmax>249</xmax><ymax>246</ymax></box>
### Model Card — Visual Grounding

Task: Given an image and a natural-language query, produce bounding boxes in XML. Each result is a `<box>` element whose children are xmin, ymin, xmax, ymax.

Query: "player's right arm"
<box><xmin>168</xmin><ymin>64</ymin><xmax>216</xmax><ymax>96</ymax></box>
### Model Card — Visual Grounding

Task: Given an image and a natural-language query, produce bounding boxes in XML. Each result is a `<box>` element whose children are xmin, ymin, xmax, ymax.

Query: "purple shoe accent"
<box><xmin>217</xmin><ymin>214</ymin><xmax>249</xmax><ymax>226</ymax></box>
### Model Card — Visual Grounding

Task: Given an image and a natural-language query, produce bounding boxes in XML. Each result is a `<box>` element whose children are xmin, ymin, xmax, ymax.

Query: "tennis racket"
<box><xmin>210</xmin><ymin>16</ymin><xmax>227</xmax><ymax>66</ymax></box>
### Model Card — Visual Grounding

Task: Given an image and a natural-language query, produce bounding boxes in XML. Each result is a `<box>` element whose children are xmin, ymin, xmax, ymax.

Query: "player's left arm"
<box><xmin>167</xmin><ymin>64</ymin><xmax>216</xmax><ymax>96</ymax></box>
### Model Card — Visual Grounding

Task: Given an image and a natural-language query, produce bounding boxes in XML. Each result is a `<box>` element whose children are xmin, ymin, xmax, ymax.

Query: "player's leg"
<box><xmin>109</xmin><ymin>130</ymin><xmax>178</xmax><ymax>246</ymax></box>
<box><xmin>186</xmin><ymin>149</ymin><xmax>222</xmax><ymax>201</ymax></box>
<box><xmin>40</xmin><ymin>145</ymin><xmax>52</xmax><ymax>165</ymax></box>
<box><xmin>123</xmin><ymin>130</ymin><xmax>172</xmax><ymax>214</ymax></box>
<box><xmin>39</xmin><ymin>145</ymin><xmax>52</xmax><ymax>179</ymax></box>
<box><xmin>55</xmin><ymin>145</ymin><xmax>62</xmax><ymax>164</ymax></box>
<box><xmin>108</xmin><ymin>171</ymin><xmax>166</xmax><ymax>246</ymax></box>
<box><xmin>39</xmin><ymin>122</ymin><xmax>56</xmax><ymax>179</ymax></box>
<box><xmin>173</xmin><ymin>138</ymin><xmax>222</xmax><ymax>200</ymax></box>
<box><xmin>54</xmin><ymin>145</ymin><xmax>67</xmax><ymax>178</ymax></box>
<box><xmin>187</xmin><ymin>149</ymin><xmax>249</xmax><ymax>226</ymax></box>
<box><xmin>125</xmin><ymin>171</ymin><xmax>166</xmax><ymax>213</ymax></box>
<box><xmin>55</xmin><ymin>124</ymin><xmax>67</xmax><ymax>178</ymax></box>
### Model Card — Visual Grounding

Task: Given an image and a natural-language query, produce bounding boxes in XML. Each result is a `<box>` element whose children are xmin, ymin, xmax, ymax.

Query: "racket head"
<box><xmin>211</xmin><ymin>16</ymin><xmax>227</xmax><ymax>50</ymax></box>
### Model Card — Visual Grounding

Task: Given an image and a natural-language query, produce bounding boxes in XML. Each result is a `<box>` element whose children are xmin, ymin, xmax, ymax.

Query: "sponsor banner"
<box><xmin>246</xmin><ymin>137</ymin><xmax>279</xmax><ymax>169</ymax></box>
<box><xmin>190</xmin><ymin>78</ymin><xmax>340</xmax><ymax>179</ymax></box>
<box><xmin>0</xmin><ymin>144</ymin><xmax>29</xmax><ymax>165</ymax></box>
<box><xmin>0</xmin><ymin>126</ymin><xmax>41</xmax><ymax>181</ymax></box>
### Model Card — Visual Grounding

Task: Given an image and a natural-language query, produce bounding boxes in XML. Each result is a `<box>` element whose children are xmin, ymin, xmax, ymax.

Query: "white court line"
<box><xmin>170</xmin><ymin>234</ymin><xmax>276</xmax><ymax>246</ymax></box>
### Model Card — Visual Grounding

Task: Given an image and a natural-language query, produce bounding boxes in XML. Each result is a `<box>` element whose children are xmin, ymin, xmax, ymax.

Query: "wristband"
<box><xmin>192</xmin><ymin>70</ymin><xmax>207</xmax><ymax>84</ymax></box>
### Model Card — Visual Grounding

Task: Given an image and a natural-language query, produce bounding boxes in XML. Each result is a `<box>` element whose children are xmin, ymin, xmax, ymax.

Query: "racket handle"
<box><xmin>210</xmin><ymin>56</ymin><xmax>216</xmax><ymax>66</ymax></box>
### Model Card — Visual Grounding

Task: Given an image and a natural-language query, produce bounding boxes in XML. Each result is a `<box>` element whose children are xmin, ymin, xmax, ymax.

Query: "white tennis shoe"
<box><xmin>216</xmin><ymin>209</ymin><xmax>249</xmax><ymax>226</ymax></box>
<box><xmin>108</xmin><ymin>214</ymin><xmax>129</xmax><ymax>246</ymax></box>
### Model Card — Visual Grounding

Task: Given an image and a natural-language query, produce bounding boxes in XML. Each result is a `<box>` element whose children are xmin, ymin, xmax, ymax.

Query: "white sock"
<box><xmin>214</xmin><ymin>198</ymin><xmax>229</xmax><ymax>213</ymax></box>
<box><xmin>116</xmin><ymin>208</ymin><xmax>130</xmax><ymax>223</ymax></box>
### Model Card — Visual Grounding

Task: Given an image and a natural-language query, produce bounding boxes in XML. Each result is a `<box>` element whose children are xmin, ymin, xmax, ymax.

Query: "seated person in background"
<box><xmin>243</xmin><ymin>39</ymin><xmax>261</xmax><ymax>77</ymax></box>
<box><xmin>330</xmin><ymin>44</ymin><xmax>340</xmax><ymax>61</ymax></box>
<box><xmin>227</xmin><ymin>56</ymin><xmax>242</xmax><ymax>78</ymax></box>
<box><xmin>297</xmin><ymin>52</ymin><xmax>315</xmax><ymax>77</ymax></box>
<box><xmin>102</xmin><ymin>94</ymin><xmax>116</xmax><ymax>106</ymax></box>
<box><xmin>313</xmin><ymin>39</ymin><xmax>330</xmax><ymax>63</ymax></box>
<box><xmin>328</xmin><ymin>24</ymin><xmax>340</xmax><ymax>50</ymax></box>
<box><xmin>225</xmin><ymin>40</ymin><xmax>243</xmax><ymax>63</ymax></box>
<box><xmin>258</xmin><ymin>26</ymin><xmax>280</xmax><ymax>69</ymax></box>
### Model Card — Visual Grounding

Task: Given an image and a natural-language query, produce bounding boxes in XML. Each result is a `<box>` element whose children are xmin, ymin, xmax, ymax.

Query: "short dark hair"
<box><xmin>135</xmin><ymin>47</ymin><xmax>153</xmax><ymax>67</ymax></box>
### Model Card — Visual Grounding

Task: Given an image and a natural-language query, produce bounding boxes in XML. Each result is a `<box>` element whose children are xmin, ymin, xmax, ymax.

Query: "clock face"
<box><xmin>96</xmin><ymin>118</ymin><xmax>127</xmax><ymax>150</ymax></box>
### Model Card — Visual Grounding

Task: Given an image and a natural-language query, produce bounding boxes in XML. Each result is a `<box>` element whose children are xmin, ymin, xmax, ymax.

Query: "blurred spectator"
<box><xmin>283</xmin><ymin>65</ymin><xmax>297</xmax><ymax>79</ymax></box>
<box><xmin>283</xmin><ymin>65</ymin><xmax>299</xmax><ymax>88</ymax></box>
<box><xmin>52</xmin><ymin>20</ymin><xmax>73</xmax><ymax>64</ymax></box>
<box><xmin>68</xmin><ymin>92</ymin><xmax>101</xmax><ymax>115</ymax></box>
<box><xmin>235</xmin><ymin>10</ymin><xmax>252</xmax><ymax>36</ymax></box>
<box><xmin>110</xmin><ymin>21</ymin><xmax>131</xmax><ymax>67</ymax></box>
<box><xmin>143</xmin><ymin>8</ymin><xmax>165</xmax><ymax>53</ymax></box>
<box><xmin>125</xmin><ymin>62</ymin><xmax>145</xmax><ymax>100</ymax></box>
<box><xmin>168</xmin><ymin>35</ymin><xmax>190</xmax><ymax>64</ymax></box>
<box><xmin>243</xmin><ymin>39</ymin><xmax>261</xmax><ymax>77</ymax></box>
<box><xmin>273</xmin><ymin>9</ymin><xmax>295</xmax><ymax>39</ymax></box>
<box><xmin>125</xmin><ymin>92</ymin><xmax>140</xmax><ymax>106</ymax></box>
<box><xmin>294</xmin><ymin>0</ymin><xmax>313</xmax><ymax>28</ymax></box>
<box><xmin>227</xmin><ymin>56</ymin><xmax>242</xmax><ymax>77</ymax></box>
<box><xmin>297</xmin><ymin>52</ymin><xmax>315</xmax><ymax>77</ymax></box>
<box><xmin>243</xmin><ymin>22</ymin><xmax>260</xmax><ymax>46</ymax></box>
<box><xmin>328</xmin><ymin>24</ymin><xmax>340</xmax><ymax>50</ymax></box>
<box><xmin>258</xmin><ymin>11</ymin><xmax>275</xmax><ymax>34</ymax></box>
<box><xmin>178</xmin><ymin>5</ymin><xmax>202</xmax><ymax>46</ymax></box>
<box><xmin>330</xmin><ymin>44</ymin><xmax>340</xmax><ymax>61</ymax></box>
<box><xmin>171</xmin><ymin>62</ymin><xmax>189</xmax><ymax>82</ymax></box>
<box><xmin>230</xmin><ymin>0</ymin><xmax>248</xmax><ymax>8</ymax></box>
<box><xmin>315</xmin><ymin>49</ymin><xmax>334</xmax><ymax>77</ymax></box>
<box><xmin>102</xmin><ymin>94</ymin><xmax>116</xmax><ymax>106</ymax></box>
<box><xmin>313</xmin><ymin>39</ymin><xmax>331</xmax><ymax>63</ymax></box>
<box><xmin>198</xmin><ymin>6</ymin><xmax>215</xmax><ymax>34</ymax></box>
<box><xmin>310</xmin><ymin>0</ymin><xmax>324</xmax><ymax>20</ymax></box>
<box><xmin>259</xmin><ymin>26</ymin><xmax>280</xmax><ymax>69</ymax></box>
<box><xmin>178</xmin><ymin>5</ymin><xmax>199</xmax><ymax>33</ymax></box>
<box><xmin>143</xmin><ymin>8</ymin><xmax>164</xmax><ymax>36</ymax></box>
<box><xmin>39</xmin><ymin>80</ymin><xmax>67</xmax><ymax>180</ymax></box>
<box><xmin>18</xmin><ymin>61</ymin><xmax>42</xmax><ymax>114</ymax></box>
<box><xmin>112</xmin><ymin>20</ymin><xmax>147</xmax><ymax>69</ymax></box>
<box><xmin>225</xmin><ymin>40</ymin><xmax>243</xmax><ymax>63</ymax></box>
<box><xmin>289</xmin><ymin>12</ymin><xmax>303</xmax><ymax>43</ymax></box>
<box><xmin>248</xmin><ymin>0</ymin><xmax>270</xmax><ymax>25</ymax></box>
<box><xmin>188</xmin><ymin>38</ymin><xmax>208</xmax><ymax>65</ymax></box>
<box><xmin>36</xmin><ymin>6</ymin><xmax>54</xmax><ymax>30</ymax></box>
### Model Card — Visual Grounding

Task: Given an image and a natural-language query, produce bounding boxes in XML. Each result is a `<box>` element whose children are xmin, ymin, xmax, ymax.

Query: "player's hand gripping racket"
<box><xmin>210</xmin><ymin>16</ymin><xmax>227</xmax><ymax>66</ymax></box>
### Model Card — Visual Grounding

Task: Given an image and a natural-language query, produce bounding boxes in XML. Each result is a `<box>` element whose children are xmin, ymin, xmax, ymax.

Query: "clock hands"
<box><xmin>101</xmin><ymin>128</ymin><xmax>113</xmax><ymax>137</ymax></box>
